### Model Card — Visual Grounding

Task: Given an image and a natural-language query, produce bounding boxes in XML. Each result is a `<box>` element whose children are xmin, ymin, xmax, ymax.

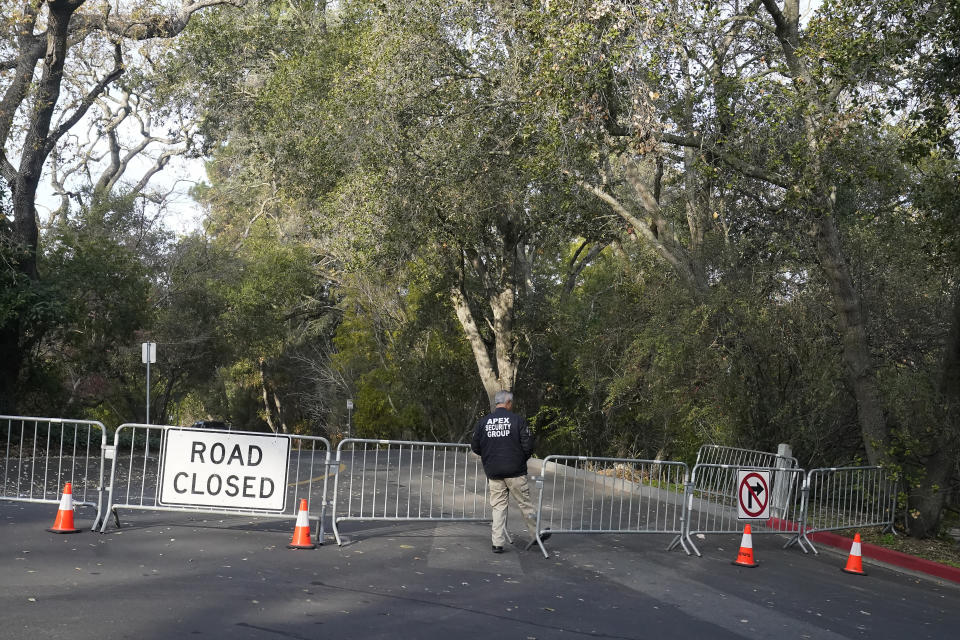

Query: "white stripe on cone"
<box><xmin>295</xmin><ymin>506</ymin><xmax>309</xmax><ymax>528</ymax></box>
<box><xmin>59</xmin><ymin>490</ymin><xmax>73</xmax><ymax>511</ymax></box>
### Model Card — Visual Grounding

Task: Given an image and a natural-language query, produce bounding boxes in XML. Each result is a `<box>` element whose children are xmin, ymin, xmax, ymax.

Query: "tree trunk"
<box><xmin>0</xmin><ymin>319</ymin><xmax>24</xmax><ymax>414</ymax></box>
<box><xmin>272</xmin><ymin>389</ymin><xmax>288</xmax><ymax>434</ymax></box>
<box><xmin>450</xmin><ymin>286</ymin><xmax>516</xmax><ymax>410</ymax></box>
<box><xmin>0</xmin><ymin>2</ymin><xmax>85</xmax><ymax>413</ymax></box>
<box><xmin>11</xmin><ymin>1</ymin><xmax>81</xmax><ymax>279</ymax></box>
<box><xmin>811</xmin><ymin>213</ymin><xmax>889</xmax><ymax>465</ymax></box>
<box><xmin>906</xmin><ymin>447</ymin><xmax>955</xmax><ymax>537</ymax></box>
<box><xmin>258</xmin><ymin>357</ymin><xmax>277</xmax><ymax>433</ymax></box>
<box><xmin>906</xmin><ymin>284</ymin><xmax>960</xmax><ymax>537</ymax></box>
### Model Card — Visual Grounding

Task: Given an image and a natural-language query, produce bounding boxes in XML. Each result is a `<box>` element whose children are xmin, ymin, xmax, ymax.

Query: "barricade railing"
<box><xmin>534</xmin><ymin>455</ymin><xmax>691</xmax><ymax>558</ymax></box>
<box><xmin>681</xmin><ymin>463</ymin><xmax>806</xmax><ymax>556</ymax></box>
<box><xmin>331</xmin><ymin>438</ymin><xmax>491</xmax><ymax>545</ymax></box>
<box><xmin>789</xmin><ymin>466</ymin><xmax>897</xmax><ymax>554</ymax></box>
<box><xmin>2</xmin><ymin>419</ymin><xmax>899</xmax><ymax>561</ymax></box>
<box><xmin>100</xmin><ymin>424</ymin><xmax>332</xmax><ymax>543</ymax></box>
<box><xmin>1</xmin><ymin>415</ymin><xmax>107</xmax><ymax>528</ymax></box>
<box><xmin>695</xmin><ymin>444</ymin><xmax>798</xmax><ymax>469</ymax></box>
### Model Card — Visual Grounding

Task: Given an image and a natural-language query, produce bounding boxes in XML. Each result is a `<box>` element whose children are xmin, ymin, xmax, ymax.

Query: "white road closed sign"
<box><xmin>159</xmin><ymin>430</ymin><xmax>290</xmax><ymax>512</ymax></box>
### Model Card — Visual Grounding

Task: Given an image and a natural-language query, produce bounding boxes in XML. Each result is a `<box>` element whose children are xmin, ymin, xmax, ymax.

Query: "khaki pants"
<box><xmin>489</xmin><ymin>475</ymin><xmax>538</xmax><ymax>547</ymax></box>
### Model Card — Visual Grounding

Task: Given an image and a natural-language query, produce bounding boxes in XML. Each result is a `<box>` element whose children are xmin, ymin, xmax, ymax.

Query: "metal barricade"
<box><xmin>682</xmin><ymin>463</ymin><xmax>806</xmax><ymax>556</ymax></box>
<box><xmin>331</xmin><ymin>438</ymin><xmax>491</xmax><ymax>545</ymax></box>
<box><xmin>534</xmin><ymin>455</ymin><xmax>691</xmax><ymax>558</ymax></box>
<box><xmin>1</xmin><ymin>415</ymin><xmax>107</xmax><ymax>528</ymax></box>
<box><xmin>790</xmin><ymin>466</ymin><xmax>897</xmax><ymax>554</ymax></box>
<box><xmin>99</xmin><ymin>424</ymin><xmax>332</xmax><ymax>543</ymax></box>
<box><xmin>695</xmin><ymin>444</ymin><xmax>798</xmax><ymax>469</ymax></box>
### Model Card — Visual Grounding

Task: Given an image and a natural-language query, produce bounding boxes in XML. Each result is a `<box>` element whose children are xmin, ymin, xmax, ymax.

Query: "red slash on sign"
<box><xmin>737</xmin><ymin>470</ymin><xmax>770</xmax><ymax>519</ymax></box>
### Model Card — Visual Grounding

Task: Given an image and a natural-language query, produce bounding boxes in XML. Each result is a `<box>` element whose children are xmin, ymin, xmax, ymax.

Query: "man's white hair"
<box><xmin>494</xmin><ymin>390</ymin><xmax>513</xmax><ymax>406</ymax></box>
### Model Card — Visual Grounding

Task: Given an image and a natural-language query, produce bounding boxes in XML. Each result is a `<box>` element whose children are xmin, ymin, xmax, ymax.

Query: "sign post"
<box><xmin>737</xmin><ymin>469</ymin><xmax>771</xmax><ymax>520</ymax></box>
<box><xmin>346</xmin><ymin>398</ymin><xmax>353</xmax><ymax>438</ymax></box>
<box><xmin>141</xmin><ymin>342</ymin><xmax>156</xmax><ymax>423</ymax></box>
<box><xmin>141</xmin><ymin>342</ymin><xmax>157</xmax><ymax>458</ymax></box>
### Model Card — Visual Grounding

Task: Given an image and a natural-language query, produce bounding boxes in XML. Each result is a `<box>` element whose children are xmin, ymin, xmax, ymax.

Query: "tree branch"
<box><xmin>659</xmin><ymin>132</ymin><xmax>791</xmax><ymax>188</ymax></box>
<box><xmin>75</xmin><ymin>0</ymin><xmax>248</xmax><ymax>41</ymax></box>
<box><xmin>564</xmin><ymin>240</ymin><xmax>609</xmax><ymax>294</ymax></box>
<box><xmin>43</xmin><ymin>43</ymin><xmax>125</xmax><ymax>158</ymax></box>
<box><xmin>569</xmin><ymin>172</ymin><xmax>703</xmax><ymax>291</ymax></box>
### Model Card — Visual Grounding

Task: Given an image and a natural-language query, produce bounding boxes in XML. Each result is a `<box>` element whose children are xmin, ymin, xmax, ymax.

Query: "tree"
<box><xmin>0</xmin><ymin>0</ymin><xmax>244</xmax><ymax>413</ymax></box>
<box><xmin>167</xmin><ymin>0</ymin><xmax>612</xmax><ymax>410</ymax></box>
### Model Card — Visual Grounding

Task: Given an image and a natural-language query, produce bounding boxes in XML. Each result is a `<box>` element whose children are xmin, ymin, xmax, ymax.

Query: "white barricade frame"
<box><xmin>2</xmin><ymin>419</ymin><xmax>901</xmax><ymax>563</ymax></box>
<box><xmin>681</xmin><ymin>463</ymin><xmax>807</xmax><ymax>556</ymax></box>
<box><xmin>99</xmin><ymin>424</ymin><xmax>332</xmax><ymax>544</ymax></box>
<box><xmin>331</xmin><ymin>438</ymin><xmax>492</xmax><ymax>545</ymax></box>
<box><xmin>1</xmin><ymin>415</ymin><xmax>108</xmax><ymax>529</ymax></box>
<box><xmin>790</xmin><ymin>466</ymin><xmax>897</xmax><ymax>554</ymax></box>
<box><xmin>534</xmin><ymin>455</ymin><xmax>692</xmax><ymax>558</ymax></box>
<box><xmin>696</xmin><ymin>444</ymin><xmax>798</xmax><ymax>469</ymax></box>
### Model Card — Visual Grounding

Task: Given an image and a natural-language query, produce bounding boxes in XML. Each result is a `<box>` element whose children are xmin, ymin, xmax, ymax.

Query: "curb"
<box><xmin>808</xmin><ymin>530</ymin><xmax>960</xmax><ymax>585</ymax></box>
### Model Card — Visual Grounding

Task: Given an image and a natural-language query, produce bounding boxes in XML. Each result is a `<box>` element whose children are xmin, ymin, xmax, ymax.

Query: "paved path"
<box><xmin>2</xmin><ymin>500</ymin><xmax>959</xmax><ymax>639</ymax></box>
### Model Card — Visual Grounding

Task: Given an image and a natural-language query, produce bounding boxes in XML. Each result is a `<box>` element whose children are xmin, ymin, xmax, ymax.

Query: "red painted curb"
<box><xmin>808</xmin><ymin>530</ymin><xmax>960</xmax><ymax>584</ymax></box>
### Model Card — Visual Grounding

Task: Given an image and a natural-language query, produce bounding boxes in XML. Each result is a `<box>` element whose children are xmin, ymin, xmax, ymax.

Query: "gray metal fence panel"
<box><xmin>533</xmin><ymin>455</ymin><xmax>691</xmax><ymax>558</ymax></box>
<box><xmin>683</xmin><ymin>463</ymin><xmax>806</xmax><ymax>556</ymax></box>
<box><xmin>792</xmin><ymin>466</ymin><xmax>897</xmax><ymax>554</ymax></box>
<box><xmin>695</xmin><ymin>444</ymin><xmax>798</xmax><ymax>469</ymax></box>
<box><xmin>100</xmin><ymin>424</ymin><xmax>332</xmax><ymax>543</ymax></box>
<box><xmin>1</xmin><ymin>415</ymin><xmax>107</xmax><ymax>528</ymax></box>
<box><xmin>331</xmin><ymin>438</ymin><xmax>491</xmax><ymax>545</ymax></box>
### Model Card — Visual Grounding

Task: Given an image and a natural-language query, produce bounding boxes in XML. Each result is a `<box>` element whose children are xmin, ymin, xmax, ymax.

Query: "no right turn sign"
<box><xmin>737</xmin><ymin>469</ymin><xmax>770</xmax><ymax>520</ymax></box>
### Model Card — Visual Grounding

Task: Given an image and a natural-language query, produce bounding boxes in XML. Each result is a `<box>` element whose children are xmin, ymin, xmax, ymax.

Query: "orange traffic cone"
<box><xmin>287</xmin><ymin>499</ymin><xmax>316</xmax><ymax>549</ymax></box>
<box><xmin>842</xmin><ymin>532</ymin><xmax>867</xmax><ymax>575</ymax></box>
<box><xmin>47</xmin><ymin>483</ymin><xmax>82</xmax><ymax>534</ymax></box>
<box><xmin>732</xmin><ymin>524</ymin><xmax>759</xmax><ymax>567</ymax></box>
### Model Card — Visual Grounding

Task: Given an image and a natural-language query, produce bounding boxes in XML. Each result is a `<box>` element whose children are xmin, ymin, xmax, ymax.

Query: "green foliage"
<box><xmin>12</xmin><ymin>193</ymin><xmax>163</xmax><ymax>416</ymax></box>
<box><xmin>331</xmin><ymin>265</ymin><xmax>482</xmax><ymax>442</ymax></box>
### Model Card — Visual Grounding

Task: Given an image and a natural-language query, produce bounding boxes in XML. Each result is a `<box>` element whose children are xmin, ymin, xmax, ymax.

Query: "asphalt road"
<box><xmin>2</xmin><ymin>499</ymin><xmax>959</xmax><ymax>640</ymax></box>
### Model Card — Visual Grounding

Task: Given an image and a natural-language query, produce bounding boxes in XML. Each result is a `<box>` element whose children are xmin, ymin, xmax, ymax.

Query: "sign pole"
<box><xmin>146</xmin><ymin>359</ymin><xmax>151</xmax><ymax>425</ymax></box>
<box><xmin>142</xmin><ymin>343</ymin><xmax>157</xmax><ymax>457</ymax></box>
<box><xmin>346</xmin><ymin>399</ymin><xmax>354</xmax><ymax>438</ymax></box>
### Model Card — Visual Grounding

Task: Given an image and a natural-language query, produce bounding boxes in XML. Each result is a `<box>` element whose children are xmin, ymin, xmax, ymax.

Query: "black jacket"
<box><xmin>471</xmin><ymin>407</ymin><xmax>534</xmax><ymax>479</ymax></box>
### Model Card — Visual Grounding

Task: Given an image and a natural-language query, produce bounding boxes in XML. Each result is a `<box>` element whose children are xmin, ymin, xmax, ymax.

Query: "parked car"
<box><xmin>190</xmin><ymin>420</ymin><xmax>230</xmax><ymax>431</ymax></box>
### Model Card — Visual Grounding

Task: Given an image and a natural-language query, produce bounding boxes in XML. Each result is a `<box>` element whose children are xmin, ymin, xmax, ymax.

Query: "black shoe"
<box><xmin>492</xmin><ymin>545</ymin><xmax>504</xmax><ymax>554</ymax></box>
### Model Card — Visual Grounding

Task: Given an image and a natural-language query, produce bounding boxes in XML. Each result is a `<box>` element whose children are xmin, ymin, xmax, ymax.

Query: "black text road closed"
<box><xmin>737</xmin><ymin>469</ymin><xmax>770</xmax><ymax>520</ymax></box>
<box><xmin>159</xmin><ymin>430</ymin><xmax>290</xmax><ymax>512</ymax></box>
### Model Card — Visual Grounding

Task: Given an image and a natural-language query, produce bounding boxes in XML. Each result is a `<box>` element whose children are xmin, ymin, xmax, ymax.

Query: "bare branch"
<box><xmin>130</xmin><ymin>149</ymin><xmax>177</xmax><ymax>197</ymax></box>
<box><xmin>75</xmin><ymin>0</ymin><xmax>248</xmax><ymax>41</ymax></box>
<box><xmin>44</xmin><ymin>42</ymin><xmax>125</xmax><ymax>158</ymax></box>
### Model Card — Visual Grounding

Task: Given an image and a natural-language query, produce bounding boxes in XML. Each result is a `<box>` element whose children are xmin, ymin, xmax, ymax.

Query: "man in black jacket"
<box><xmin>471</xmin><ymin>390</ymin><xmax>547</xmax><ymax>553</ymax></box>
